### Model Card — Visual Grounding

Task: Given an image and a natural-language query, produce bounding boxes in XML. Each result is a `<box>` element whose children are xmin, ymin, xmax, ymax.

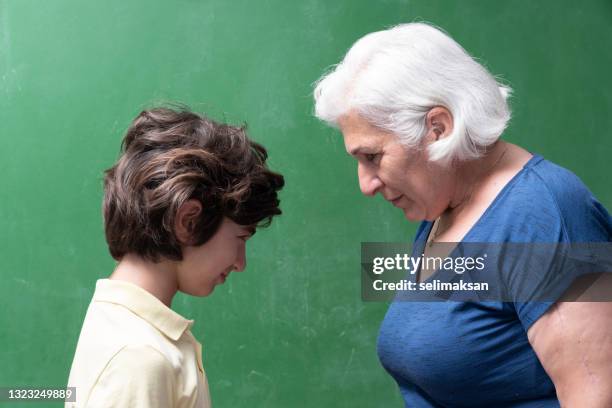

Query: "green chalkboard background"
<box><xmin>1</xmin><ymin>1</ymin><xmax>611</xmax><ymax>406</ymax></box>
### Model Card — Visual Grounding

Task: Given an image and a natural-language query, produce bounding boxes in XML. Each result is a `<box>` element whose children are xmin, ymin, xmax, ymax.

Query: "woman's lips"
<box><xmin>390</xmin><ymin>196</ymin><xmax>403</xmax><ymax>207</ymax></box>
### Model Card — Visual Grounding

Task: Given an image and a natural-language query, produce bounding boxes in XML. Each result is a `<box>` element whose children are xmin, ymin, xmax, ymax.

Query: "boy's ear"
<box><xmin>175</xmin><ymin>199</ymin><xmax>202</xmax><ymax>245</ymax></box>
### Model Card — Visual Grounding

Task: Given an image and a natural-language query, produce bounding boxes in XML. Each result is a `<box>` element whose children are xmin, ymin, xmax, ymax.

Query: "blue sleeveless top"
<box><xmin>376</xmin><ymin>154</ymin><xmax>612</xmax><ymax>407</ymax></box>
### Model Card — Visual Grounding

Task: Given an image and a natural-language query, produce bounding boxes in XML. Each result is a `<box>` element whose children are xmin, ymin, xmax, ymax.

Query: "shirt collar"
<box><xmin>93</xmin><ymin>279</ymin><xmax>194</xmax><ymax>341</ymax></box>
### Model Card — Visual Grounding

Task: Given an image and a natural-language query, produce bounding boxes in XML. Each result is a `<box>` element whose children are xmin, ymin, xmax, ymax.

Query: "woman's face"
<box><xmin>339</xmin><ymin>112</ymin><xmax>452</xmax><ymax>221</ymax></box>
<box><xmin>177</xmin><ymin>217</ymin><xmax>253</xmax><ymax>296</ymax></box>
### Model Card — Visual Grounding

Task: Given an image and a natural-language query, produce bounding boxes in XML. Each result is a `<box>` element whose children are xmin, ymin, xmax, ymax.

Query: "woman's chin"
<box><xmin>401</xmin><ymin>207</ymin><xmax>424</xmax><ymax>222</ymax></box>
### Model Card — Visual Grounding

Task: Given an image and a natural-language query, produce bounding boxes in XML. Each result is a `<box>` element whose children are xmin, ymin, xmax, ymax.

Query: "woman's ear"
<box><xmin>175</xmin><ymin>199</ymin><xmax>202</xmax><ymax>245</ymax></box>
<box><xmin>426</xmin><ymin>106</ymin><xmax>454</xmax><ymax>142</ymax></box>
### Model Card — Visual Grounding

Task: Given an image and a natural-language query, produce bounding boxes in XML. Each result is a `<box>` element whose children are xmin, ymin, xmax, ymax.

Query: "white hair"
<box><xmin>313</xmin><ymin>22</ymin><xmax>512</xmax><ymax>164</ymax></box>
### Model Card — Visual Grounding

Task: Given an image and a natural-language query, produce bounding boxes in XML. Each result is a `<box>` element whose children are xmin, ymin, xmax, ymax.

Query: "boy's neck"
<box><xmin>109</xmin><ymin>253</ymin><xmax>179</xmax><ymax>307</ymax></box>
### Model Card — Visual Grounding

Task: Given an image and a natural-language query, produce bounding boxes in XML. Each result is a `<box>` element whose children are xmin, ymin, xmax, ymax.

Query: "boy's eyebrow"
<box><xmin>242</xmin><ymin>226</ymin><xmax>256</xmax><ymax>236</ymax></box>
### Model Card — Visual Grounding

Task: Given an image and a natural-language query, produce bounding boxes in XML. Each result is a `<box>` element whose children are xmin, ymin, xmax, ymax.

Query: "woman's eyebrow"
<box><xmin>348</xmin><ymin>146</ymin><xmax>377</xmax><ymax>156</ymax></box>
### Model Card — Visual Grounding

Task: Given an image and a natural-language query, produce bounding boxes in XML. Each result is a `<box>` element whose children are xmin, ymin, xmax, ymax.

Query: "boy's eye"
<box><xmin>238</xmin><ymin>227</ymin><xmax>255</xmax><ymax>241</ymax></box>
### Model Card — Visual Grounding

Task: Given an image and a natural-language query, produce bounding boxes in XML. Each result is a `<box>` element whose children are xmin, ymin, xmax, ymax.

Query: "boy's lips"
<box><xmin>390</xmin><ymin>195</ymin><xmax>403</xmax><ymax>206</ymax></box>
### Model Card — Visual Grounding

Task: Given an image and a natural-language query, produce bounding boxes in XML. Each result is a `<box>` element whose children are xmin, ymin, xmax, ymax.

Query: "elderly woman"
<box><xmin>66</xmin><ymin>107</ymin><xmax>284</xmax><ymax>407</ymax></box>
<box><xmin>314</xmin><ymin>23</ymin><xmax>612</xmax><ymax>407</ymax></box>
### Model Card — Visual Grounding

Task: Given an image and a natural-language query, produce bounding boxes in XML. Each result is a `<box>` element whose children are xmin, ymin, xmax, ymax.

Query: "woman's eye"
<box><xmin>365</xmin><ymin>153</ymin><xmax>379</xmax><ymax>163</ymax></box>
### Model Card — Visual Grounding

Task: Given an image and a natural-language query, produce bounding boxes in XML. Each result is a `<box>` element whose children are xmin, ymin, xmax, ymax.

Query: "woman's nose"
<box><xmin>358</xmin><ymin>163</ymin><xmax>383</xmax><ymax>196</ymax></box>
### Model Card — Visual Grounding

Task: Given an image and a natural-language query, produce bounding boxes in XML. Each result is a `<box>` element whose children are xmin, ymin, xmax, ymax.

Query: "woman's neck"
<box><xmin>444</xmin><ymin>141</ymin><xmax>509</xmax><ymax>222</ymax></box>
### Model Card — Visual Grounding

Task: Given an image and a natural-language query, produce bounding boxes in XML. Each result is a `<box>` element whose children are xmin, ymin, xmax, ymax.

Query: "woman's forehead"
<box><xmin>339</xmin><ymin>112</ymin><xmax>396</xmax><ymax>152</ymax></box>
<box><xmin>342</xmin><ymin>126</ymin><xmax>396</xmax><ymax>156</ymax></box>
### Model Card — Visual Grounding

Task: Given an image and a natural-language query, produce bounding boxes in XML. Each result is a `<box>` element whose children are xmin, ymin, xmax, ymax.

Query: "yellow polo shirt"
<box><xmin>66</xmin><ymin>279</ymin><xmax>211</xmax><ymax>408</ymax></box>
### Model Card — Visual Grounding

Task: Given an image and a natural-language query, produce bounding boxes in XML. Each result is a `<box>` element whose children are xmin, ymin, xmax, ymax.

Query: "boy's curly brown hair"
<box><xmin>102</xmin><ymin>106</ymin><xmax>284</xmax><ymax>262</ymax></box>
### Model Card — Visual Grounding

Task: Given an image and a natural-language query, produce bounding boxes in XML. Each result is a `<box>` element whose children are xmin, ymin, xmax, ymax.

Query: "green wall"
<box><xmin>1</xmin><ymin>1</ymin><xmax>610</xmax><ymax>407</ymax></box>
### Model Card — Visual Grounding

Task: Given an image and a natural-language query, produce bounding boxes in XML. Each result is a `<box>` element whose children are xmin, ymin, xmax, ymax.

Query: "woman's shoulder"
<box><xmin>527</xmin><ymin>155</ymin><xmax>593</xmax><ymax>202</ymax></box>
<box><xmin>496</xmin><ymin>154</ymin><xmax>612</xmax><ymax>242</ymax></box>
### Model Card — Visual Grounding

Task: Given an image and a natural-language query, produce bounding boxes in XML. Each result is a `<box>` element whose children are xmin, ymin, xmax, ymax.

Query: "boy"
<box><xmin>66</xmin><ymin>107</ymin><xmax>284</xmax><ymax>407</ymax></box>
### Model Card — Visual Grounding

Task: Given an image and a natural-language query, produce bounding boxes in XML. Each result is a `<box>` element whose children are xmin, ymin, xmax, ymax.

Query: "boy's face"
<box><xmin>177</xmin><ymin>217</ymin><xmax>253</xmax><ymax>296</ymax></box>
